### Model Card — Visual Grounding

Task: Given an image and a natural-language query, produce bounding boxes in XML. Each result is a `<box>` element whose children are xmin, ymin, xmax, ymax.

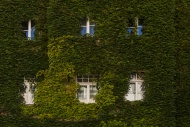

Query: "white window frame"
<box><xmin>81</xmin><ymin>17</ymin><xmax>95</xmax><ymax>35</ymax></box>
<box><xmin>126</xmin><ymin>73</ymin><xmax>144</xmax><ymax>101</ymax></box>
<box><xmin>23</xmin><ymin>19</ymin><xmax>35</xmax><ymax>40</ymax></box>
<box><xmin>77</xmin><ymin>85</ymin><xmax>87</xmax><ymax>99</ymax></box>
<box><xmin>90</xmin><ymin>85</ymin><xmax>98</xmax><ymax>99</ymax></box>
<box><xmin>76</xmin><ymin>73</ymin><xmax>144</xmax><ymax>102</ymax></box>
<box><xmin>127</xmin><ymin>17</ymin><xmax>143</xmax><ymax>35</ymax></box>
<box><xmin>23</xmin><ymin>78</ymin><xmax>36</xmax><ymax>105</ymax></box>
<box><xmin>76</xmin><ymin>74</ymin><xmax>98</xmax><ymax>103</ymax></box>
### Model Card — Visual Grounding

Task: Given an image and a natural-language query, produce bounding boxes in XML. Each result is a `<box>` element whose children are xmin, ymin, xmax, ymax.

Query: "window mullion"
<box><xmin>28</xmin><ymin>20</ymin><xmax>31</xmax><ymax>39</ymax></box>
<box><xmin>135</xmin><ymin>82</ymin><xmax>138</xmax><ymax>100</ymax></box>
<box><xmin>135</xmin><ymin>17</ymin><xmax>138</xmax><ymax>35</ymax></box>
<box><xmin>86</xmin><ymin>17</ymin><xmax>90</xmax><ymax>34</ymax></box>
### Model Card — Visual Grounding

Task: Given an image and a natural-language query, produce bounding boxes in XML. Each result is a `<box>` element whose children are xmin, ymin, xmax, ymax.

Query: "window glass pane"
<box><xmin>25</xmin><ymin>31</ymin><xmax>28</xmax><ymax>37</ymax></box>
<box><xmin>31</xmin><ymin>20</ymin><xmax>35</xmax><ymax>27</ymax></box>
<box><xmin>90</xmin><ymin>26</ymin><xmax>94</xmax><ymax>35</ymax></box>
<box><xmin>138</xmin><ymin>19</ymin><xmax>144</xmax><ymax>26</ymax></box>
<box><xmin>81</xmin><ymin>27</ymin><xmax>86</xmax><ymax>35</ymax></box>
<box><xmin>22</xmin><ymin>21</ymin><xmax>28</xmax><ymax>38</ymax></box>
<box><xmin>31</xmin><ymin>86</ymin><xmax>35</xmax><ymax>99</ymax></box>
<box><xmin>129</xmin><ymin>83</ymin><xmax>135</xmax><ymax>93</ymax></box>
<box><xmin>77</xmin><ymin>79</ymin><xmax>82</xmax><ymax>82</ymax></box>
<box><xmin>137</xmin><ymin>27</ymin><xmax>143</xmax><ymax>35</ymax></box>
<box><xmin>141</xmin><ymin>84</ymin><xmax>145</xmax><ymax>92</ymax></box>
<box><xmin>83</xmin><ymin>79</ymin><xmax>88</xmax><ymax>82</ymax></box>
<box><xmin>128</xmin><ymin>19</ymin><xmax>135</xmax><ymax>27</ymax></box>
<box><xmin>127</xmin><ymin>28</ymin><xmax>133</xmax><ymax>34</ymax></box>
<box><xmin>89</xmin><ymin>78</ymin><xmax>96</xmax><ymax>82</ymax></box>
<box><xmin>32</xmin><ymin>93</ymin><xmax>34</xmax><ymax>100</ymax></box>
<box><xmin>31</xmin><ymin>86</ymin><xmax>35</xmax><ymax>93</ymax></box>
<box><xmin>90</xmin><ymin>85</ymin><xmax>98</xmax><ymax>99</ymax></box>
<box><xmin>22</xmin><ymin>21</ymin><xmax>28</xmax><ymax>30</ymax></box>
<box><xmin>81</xmin><ymin>17</ymin><xmax>87</xmax><ymax>26</ymax></box>
<box><xmin>31</xmin><ymin>26</ymin><xmax>35</xmax><ymax>39</ymax></box>
<box><xmin>137</xmin><ymin>82</ymin><xmax>142</xmax><ymax>92</ymax></box>
<box><xmin>78</xmin><ymin>85</ymin><xmax>87</xmax><ymax>99</ymax></box>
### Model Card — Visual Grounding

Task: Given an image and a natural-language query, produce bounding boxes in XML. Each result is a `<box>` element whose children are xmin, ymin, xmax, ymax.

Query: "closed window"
<box><xmin>126</xmin><ymin>73</ymin><xmax>144</xmax><ymax>101</ymax></box>
<box><xmin>127</xmin><ymin>18</ymin><xmax>143</xmax><ymax>35</ymax></box>
<box><xmin>81</xmin><ymin>17</ymin><xmax>95</xmax><ymax>35</ymax></box>
<box><xmin>76</xmin><ymin>74</ymin><xmax>98</xmax><ymax>103</ymax></box>
<box><xmin>129</xmin><ymin>83</ymin><xmax>136</xmax><ymax>94</ymax></box>
<box><xmin>22</xmin><ymin>20</ymin><xmax>35</xmax><ymax>39</ymax></box>
<box><xmin>77</xmin><ymin>85</ymin><xmax>87</xmax><ymax>99</ymax></box>
<box><xmin>90</xmin><ymin>85</ymin><xmax>98</xmax><ymax>99</ymax></box>
<box><xmin>23</xmin><ymin>78</ymin><xmax>36</xmax><ymax>104</ymax></box>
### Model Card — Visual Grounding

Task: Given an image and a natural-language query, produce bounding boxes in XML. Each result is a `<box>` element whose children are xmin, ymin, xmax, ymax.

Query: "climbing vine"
<box><xmin>0</xmin><ymin>0</ymin><xmax>190</xmax><ymax>127</ymax></box>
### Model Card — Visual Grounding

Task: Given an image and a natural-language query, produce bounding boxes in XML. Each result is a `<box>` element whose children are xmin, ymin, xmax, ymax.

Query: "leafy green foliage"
<box><xmin>1</xmin><ymin>0</ymin><xmax>190</xmax><ymax>126</ymax></box>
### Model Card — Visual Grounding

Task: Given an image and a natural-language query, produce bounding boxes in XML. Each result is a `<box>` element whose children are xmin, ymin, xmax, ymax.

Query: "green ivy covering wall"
<box><xmin>175</xmin><ymin>0</ymin><xmax>190</xmax><ymax>126</ymax></box>
<box><xmin>1</xmin><ymin>0</ymin><xmax>190</xmax><ymax>126</ymax></box>
<box><xmin>0</xmin><ymin>0</ymin><xmax>48</xmax><ymax>122</ymax></box>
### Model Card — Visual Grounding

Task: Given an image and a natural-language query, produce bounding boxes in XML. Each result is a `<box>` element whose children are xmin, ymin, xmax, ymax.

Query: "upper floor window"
<box><xmin>22</xmin><ymin>20</ymin><xmax>35</xmax><ymax>39</ymax></box>
<box><xmin>81</xmin><ymin>17</ymin><xmax>95</xmax><ymax>35</ymax></box>
<box><xmin>127</xmin><ymin>18</ymin><xmax>143</xmax><ymax>35</ymax></box>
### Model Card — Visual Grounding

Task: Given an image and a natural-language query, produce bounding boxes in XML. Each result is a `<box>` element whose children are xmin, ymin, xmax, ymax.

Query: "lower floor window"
<box><xmin>77</xmin><ymin>84</ymin><xmax>98</xmax><ymax>103</ymax></box>
<box><xmin>23</xmin><ymin>79</ymin><xmax>36</xmax><ymax>104</ymax></box>
<box><xmin>77</xmin><ymin>85</ymin><xmax>87</xmax><ymax>99</ymax></box>
<box><xmin>126</xmin><ymin>81</ymin><xmax>144</xmax><ymax>101</ymax></box>
<box><xmin>90</xmin><ymin>85</ymin><xmax>98</xmax><ymax>99</ymax></box>
<box><xmin>126</xmin><ymin>73</ymin><xmax>144</xmax><ymax>101</ymax></box>
<box><xmin>76</xmin><ymin>74</ymin><xmax>98</xmax><ymax>103</ymax></box>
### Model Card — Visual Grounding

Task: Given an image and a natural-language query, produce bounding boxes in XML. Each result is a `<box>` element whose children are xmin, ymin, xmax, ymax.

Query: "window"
<box><xmin>81</xmin><ymin>17</ymin><xmax>95</xmax><ymax>35</ymax></box>
<box><xmin>127</xmin><ymin>18</ymin><xmax>143</xmax><ymax>35</ymax></box>
<box><xmin>137</xmin><ymin>18</ymin><xmax>143</xmax><ymax>35</ymax></box>
<box><xmin>77</xmin><ymin>74</ymin><xmax>98</xmax><ymax>103</ymax></box>
<box><xmin>23</xmin><ymin>78</ymin><xmax>36</xmax><ymax>104</ymax></box>
<box><xmin>77</xmin><ymin>85</ymin><xmax>87</xmax><ymax>99</ymax></box>
<box><xmin>128</xmin><ymin>83</ymin><xmax>136</xmax><ymax>94</ymax></box>
<box><xmin>22</xmin><ymin>20</ymin><xmax>35</xmax><ymax>39</ymax></box>
<box><xmin>126</xmin><ymin>72</ymin><xmax>144</xmax><ymax>101</ymax></box>
<box><xmin>90</xmin><ymin>85</ymin><xmax>98</xmax><ymax>99</ymax></box>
